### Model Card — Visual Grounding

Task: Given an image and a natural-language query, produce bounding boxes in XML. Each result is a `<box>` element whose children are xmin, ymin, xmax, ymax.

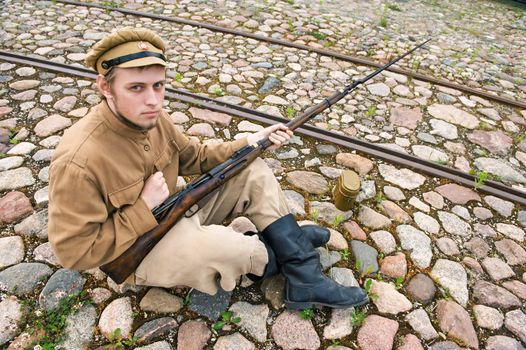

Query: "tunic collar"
<box><xmin>99</xmin><ymin>100</ymin><xmax>149</xmax><ymax>139</ymax></box>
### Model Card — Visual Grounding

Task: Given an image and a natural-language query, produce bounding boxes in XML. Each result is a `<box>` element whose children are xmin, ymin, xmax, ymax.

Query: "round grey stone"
<box><xmin>316</xmin><ymin>144</ymin><xmax>337</xmax><ymax>154</ymax></box>
<box><xmin>134</xmin><ymin>317</ymin><xmax>177</xmax><ymax>343</ymax></box>
<box><xmin>139</xmin><ymin>288</ymin><xmax>183</xmax><ymax>314</ymax></box>
<box><xmin>451</xmin><ymin>205</ymin><xmax>470</xmax><ymax>220</ymax></box>
<box><xmin>486</xmin><ymin>335</ymin><xmax>525</xmax><ymax>350</ymax></box>
<box><xmin>431</xmin><ymin>259</ymin><xmax>468</xmax><ymax>306</ymax></box>
<box><xmin>98</xmin><ymin>297</ymin><xmax>134</xmax><ymax>339</ymax></box>
<box><xmin>429</xmin><ymin>119</ymin><xmax>458</xmax><ymax>139</ymax></box>
<box><xmin>504</xmin><ymin>309</ymin><xmax>526</xmax><ymax>344</ymax></box>
<box><xmin>14</xmin><ymin>209</ymin><xmax>48</xmax><ymax>239</ymax></box>
<box><xmin>465</xmin><ymin>237</ymin><xmax>491</xmax><ymax>258</ymax></box>
<box><xmin>34</xmin><ymin>186</ymin><xmax>49</xmax><ymax>205</ymax></box>
<box><xmin>383</xmin><ymin>186</ymin><xmax>405</xmax><ymax>201</ymax></box>
<box><xmin>0</xmin><ymin>236</ymin><xmax>24</xmax><ymax>268</ymax></box>
<box><xmin>378</xmin><ymin>164</ymin><xmax>426</xmax><ymax>190</ymax></box>
<box><xmin>413</xmin><ymin>212</ymin><xmax>440</xmax><ymax>234</ymax></box>
<box><xmin>412</xmin><ymin>145</ymin><xmax>449</xmax><ymax>163</ymax></box>
<box><xmin>59</xmin><ymin>304</ymin><xmax>97</xmax><ymax>350</ymax></box>
<box><xmin>484</xmin><ymin>195</ymin><xmax>514</xmax><ymax>217</ymax></box>
<box><xmin>189</xmin><ymin>288</ymin><xmax>232</xmax><ymax>321</ymax></box>
<box><xmin>258</xmin><ymin>76</ymin><xmax>280</xmax><ymax>94</ymax></box>
<box><xmin>436</xmin><ymin>237</ymin><xmax>460</xmax><ymax>256</ymax></box>
<box><xmin>473</xmin><ymin>207</ymin><xmax>493</xmax><ymax>220</ymax></box>
<box><xmin>474</xmin><ymin>157</ymin><xmax>526</xmax><ymax>184</ymax></box>
<box><xmin>0</xmin><ymin>167</ymin><xmax>35</xmax><ymax>191</ymax></box>
<box><xmin>405</xmin><ymin>308</ymin><xmax>439</xmax><ymax>340</ymax></box>
<box><xmin>328</xmin><ymin>267</ymin><xmax>359</xmax><ymax>287</ymax></box>
<box><xmin>39</xmin><ymin>269</ymin><xmax>86</xmax><ymax>310</ymax></box>
<box><xmin>0</xmin><ymin>156</ymin><xmax>24</xmax><ymax>171</ymax></box>
<box><xmin>369</xmin><ymin>230</ymin><xmax>396</xmax><ymax>254</ymax></box>
<box><xmin>473</xmin><ymin>304</ymin><xmax>504</xmax><ymax>330</ymax></box>
<box><xmin>350</xmin><ymin>240</ymin><xmax>378</xmax><ymax>275</ymax></box>
<box><xmin>429</xmin><ymin>341</ymin><xmax>464</xmax><ymax>350</ymax></box>
<box><xmin>417</xmin><ymin>132</ymin><xmax>438</xmax><ymax>144</ymax></box>
<box><xmin>214</xmin><ymin>332</ymin><xmax>254</xmax><ymax>350</ymax></box>
<box><xmin>397</xmin><ymin>225</ymin><xmax>432</xmax><ymax>268</ymax></box>
<box><xmin>356</xmin><ymin>180</ymin><xmax>376</xmax><ymax>202</ymax></box>
<box><xmin>437</xmin><ymin>211</ymin><xmax>472</xmax><ymax>237</ymax></box>
<box><xmin>0</xmin><ymin>297</ymin><xmax>24</xmax><ymax>346</ymax></box>
<box><xmin>317</xmin><ymin>247</ymin><xmax>342</xmax><ymax>270</ymax></box>
<box><xmin>229</xmin><ymin>302</ymin><xmax>268</xmax><ymax>342</ymax></box>
<box><xmin>0</xmin><ymin>262</ymin><xmax>52</xmax><ymax>295</ymax></box>
<box><xmin>283</xmin><ymin>190</ymin><xmax>305</xmax><ymax>216</ymax></box>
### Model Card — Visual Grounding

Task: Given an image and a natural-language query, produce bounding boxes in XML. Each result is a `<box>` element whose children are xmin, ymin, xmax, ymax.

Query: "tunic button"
<box><xmin>144</xmin><ymin>145</ymin><xmax>150</xmax><ymax>151</ymax></box>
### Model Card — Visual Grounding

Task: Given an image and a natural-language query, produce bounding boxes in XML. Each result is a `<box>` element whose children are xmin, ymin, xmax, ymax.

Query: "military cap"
<box><xmin>85</xmin><ymin>27</ymin><xmax>167</xmax><ymax>75</ymax></box>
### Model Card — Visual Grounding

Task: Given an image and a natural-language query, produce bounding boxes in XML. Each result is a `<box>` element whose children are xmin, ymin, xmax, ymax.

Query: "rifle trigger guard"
<box><xmin>324</xmin><ymin>98</ymin><xmax>331</xmax><ymax>108</ymax></box>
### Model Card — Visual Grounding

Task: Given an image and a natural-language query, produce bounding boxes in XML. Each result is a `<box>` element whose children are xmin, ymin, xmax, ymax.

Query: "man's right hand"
<box><xmin>140</xmin><ymin>171</ymin><xmax>170</xmax><ymax>210</ymax></box>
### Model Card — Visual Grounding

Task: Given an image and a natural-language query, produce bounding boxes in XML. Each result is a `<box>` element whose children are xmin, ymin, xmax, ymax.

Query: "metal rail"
<box><xmin>47</xmin><ymin>0</ymin><xmax>526</xmax><ymax>110</ymax></box>
<box><xmin>1</xmin><ymin>51</ymin><xmax>525</xmax><ymax>206</ymax></box>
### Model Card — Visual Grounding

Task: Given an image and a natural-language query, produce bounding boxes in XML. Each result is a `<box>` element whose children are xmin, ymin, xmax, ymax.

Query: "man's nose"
<box><xmin>144</xmin><ymin>87</ymin><xmax>158</xmax><ymax>105</ymax></box>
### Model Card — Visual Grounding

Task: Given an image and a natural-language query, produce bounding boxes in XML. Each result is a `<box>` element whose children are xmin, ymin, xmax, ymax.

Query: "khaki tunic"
<box><xmin>48</xmin><ymin>101</ymin><xmax>248</xmax><ymax>272</ymax></box>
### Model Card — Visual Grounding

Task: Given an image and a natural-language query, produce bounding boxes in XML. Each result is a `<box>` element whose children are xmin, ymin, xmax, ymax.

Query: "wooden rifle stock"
<box><xmin>99</xmin><ymin>40</ymin><xmax>430</xmax><ymax>284</ymax></box>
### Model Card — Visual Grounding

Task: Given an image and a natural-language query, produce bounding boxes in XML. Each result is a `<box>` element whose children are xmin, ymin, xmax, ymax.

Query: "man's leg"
<box><xmin>196</xmin><ymin>157</ymin><xmax>288</xmax><ymax>231</ymax></box>
<box><xmin>135</xmin><ymin>213</ymin><xmax>267</xmax><ymax>295</ymax></box>
<box><xmin>201</xmin><ymin>158</ymin><xmax>368</xmax><ymax>309</ymax></box>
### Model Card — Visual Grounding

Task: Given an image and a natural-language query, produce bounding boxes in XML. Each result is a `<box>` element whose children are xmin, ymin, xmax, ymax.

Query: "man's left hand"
<box><xmin>246</xmin><ymin>123</ymin><xmax>293</xmax><ymax>151</ymax></box>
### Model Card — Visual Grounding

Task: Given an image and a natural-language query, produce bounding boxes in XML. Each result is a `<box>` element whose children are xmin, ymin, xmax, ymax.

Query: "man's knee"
<box><xmin>245</xmin><ymin>158</ymin><xmax>276</xmax><ymax>183</ymax></box>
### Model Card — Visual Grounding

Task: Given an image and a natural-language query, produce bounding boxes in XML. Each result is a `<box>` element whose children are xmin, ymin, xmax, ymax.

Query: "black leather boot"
<box><xmin>301</xmin><ymin>224</ymin><xmax>330</xmax><ymax>247</ymax></box>
<box><xmin>262</xmin><ymin>214</ymin><xmax>369</xmax><ymax>310</ymax></box>
<box><xmin>246</xmin><ymin>233</ymin><xmax>279</xmax><ymax>281</ymax></box>
<box><xmin>246</xmin><ymin>224</ymin><xmax>329</xmax><ymax>282</ymax></box>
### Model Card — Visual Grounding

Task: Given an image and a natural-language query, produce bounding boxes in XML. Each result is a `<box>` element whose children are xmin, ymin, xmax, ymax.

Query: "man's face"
<box><xmin>103</xmin><ymin>65</ymin><xmax>166</xmax><ymax>130</ymax></box>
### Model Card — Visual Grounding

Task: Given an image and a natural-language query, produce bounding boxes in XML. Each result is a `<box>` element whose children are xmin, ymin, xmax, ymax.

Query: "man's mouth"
<box><xmin>143</xmin><ymin>111</ymin><xmax>159</xmax><ymax>117</ymax></box>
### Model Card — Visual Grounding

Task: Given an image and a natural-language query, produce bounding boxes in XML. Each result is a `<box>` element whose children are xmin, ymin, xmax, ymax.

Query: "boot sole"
<box><xmin>284</xmin><ymin>295</ymin><xmax>370</xmax><ymax>310</ymax></box>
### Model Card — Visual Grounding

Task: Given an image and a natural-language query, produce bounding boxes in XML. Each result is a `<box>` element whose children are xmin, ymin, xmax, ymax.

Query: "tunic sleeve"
<box><xmin>48</xmin><ymin>161</ymin><xmax>158</xmax><ymax>270</ymax></box>
<box><xmin>173</xmin><ymin>126</ymin><xmax>248</xmax><ymax>176</ymax></box>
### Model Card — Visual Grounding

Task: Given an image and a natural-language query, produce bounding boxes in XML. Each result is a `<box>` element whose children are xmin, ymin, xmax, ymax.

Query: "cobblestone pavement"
<box><xmin>0</xmin><ymin>0</ymin><xmax>525</xmax><ymax>349</ymax></box>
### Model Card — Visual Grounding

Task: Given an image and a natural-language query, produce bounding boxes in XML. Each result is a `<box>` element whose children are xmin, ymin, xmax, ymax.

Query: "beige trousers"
<box><xmin>134</xmin><ymin>158</ymin><xmax>290</xmax><ymax>294</ymax></box>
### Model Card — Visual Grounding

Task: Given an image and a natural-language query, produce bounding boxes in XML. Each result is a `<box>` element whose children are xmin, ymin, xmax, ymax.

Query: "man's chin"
<box><xmin>142</xmin><ymin>120</ymin><xmax>158</xmax><ymax>130</ymax></box>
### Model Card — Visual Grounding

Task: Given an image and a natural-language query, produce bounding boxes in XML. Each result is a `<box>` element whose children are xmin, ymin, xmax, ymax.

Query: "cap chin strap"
<box><xmin>101</xmin><ymin>51</ymin><xmax>166</xmax><ymax>70</ymax></box>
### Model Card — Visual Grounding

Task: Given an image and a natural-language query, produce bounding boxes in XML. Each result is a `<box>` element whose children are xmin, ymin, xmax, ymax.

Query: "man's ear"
<box><xmin>96</xmin><ymin>74</ymin><xmax>112</xmax><ymax>100</ymax></box>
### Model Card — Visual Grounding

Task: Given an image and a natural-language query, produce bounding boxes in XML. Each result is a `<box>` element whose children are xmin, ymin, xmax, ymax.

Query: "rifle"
<box><xmin>100</xmin><ymin>39</ymin><xmax>430</xmax><ymax>284</ymax></box>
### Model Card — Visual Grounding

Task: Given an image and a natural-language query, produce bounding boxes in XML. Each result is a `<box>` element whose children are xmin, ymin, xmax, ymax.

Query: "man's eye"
<box><xmin>130</xmin><ymin>85</ymin><xmax>142</xmax><ymax>91</ymax></box>
<box><xmin>154</xmin><ymin>82</ymin><xmax>165</xmax><ymax>89</ymax></box>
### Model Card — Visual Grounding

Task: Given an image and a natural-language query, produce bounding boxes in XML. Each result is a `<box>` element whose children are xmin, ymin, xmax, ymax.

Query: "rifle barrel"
<box><xmin>349</xmin><ymin>39</ymin><xmax>431</xmax><ymax>91</ymax></box>
<box><xmin>282</xmin><ymin>39</ymin><xmax>431</xmax><ymax>136</ymax></box>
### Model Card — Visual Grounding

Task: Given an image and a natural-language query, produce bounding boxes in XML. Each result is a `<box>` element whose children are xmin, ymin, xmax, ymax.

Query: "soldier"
<box><xmin>48</xmin><ymin>27</ymin><xmax>368</xmax><ymax>309</ymax></box>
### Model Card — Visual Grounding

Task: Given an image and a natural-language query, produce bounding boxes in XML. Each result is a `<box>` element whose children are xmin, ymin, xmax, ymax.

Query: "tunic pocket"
<box><xmin>108</xmin><ymin>178</ymin><xmax>144</xmax><ymax>208</ymax></box>
<box><xmin>154</xmin><ymin>140</ymin><xmax>178</xmax><ymax>172</ymax></box>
